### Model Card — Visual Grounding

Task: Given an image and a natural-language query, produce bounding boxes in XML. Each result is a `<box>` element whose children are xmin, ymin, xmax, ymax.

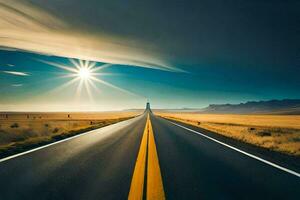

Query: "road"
<box><xmin>0</xmin><ymin>111</ymin><xmax>299</xmax><ymax>199</ymax></box>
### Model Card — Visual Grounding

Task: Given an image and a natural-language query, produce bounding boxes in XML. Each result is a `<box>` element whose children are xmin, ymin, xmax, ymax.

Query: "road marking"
<box><xmin>128</xmin><ymin>114</ymin><xmax>165</xmax><ymax>200</ymax></box>
<box><xmin>168</xmin><ymin>120</ymin><xmax>300</xmax><ymax>178</ymax></box>
<box><xmin>128</xmin><ymin>116</ymin><xmax>148</xmax><ymax>200</ymax></box>
<box><xmin>147</xmin><ymin>117</ymin><xmax>165</xmax><ymax>200</ymax></box>
<box><xmin>0</xmin><ymin>116</ymin><xmax>140</xmax><ymax>163</ymax></box>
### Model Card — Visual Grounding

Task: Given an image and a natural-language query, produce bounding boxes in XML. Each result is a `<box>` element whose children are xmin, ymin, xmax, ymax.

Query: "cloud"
<box><xmin>1</xmin><ymin>0</ymin><xmax>296</xmax><ymax>72</ymax></box>
<box><xmin>2</xmin><ymin>70</ymin><xmax>29</xmax><ymax>76</ymax></box>
<box><xmin>0</xmin><ymin>0</ymin><xmax>183</xmax><ymax>72</ymax></box>
<box><xmin>11</xmin><ymin>84</ymin><xmax>23</xmax><ymax>87</ymax></box>
<box><xmin>7</xmin><ymin>64</ymin><xmax>14</xmax><ymax>67</ymax></box>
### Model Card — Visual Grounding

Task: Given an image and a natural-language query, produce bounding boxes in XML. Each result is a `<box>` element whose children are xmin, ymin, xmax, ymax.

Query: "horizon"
<box><xmin>0</xmin><ymin>98</ymin><xmax>299</xmax><ymax>112</ymax></box>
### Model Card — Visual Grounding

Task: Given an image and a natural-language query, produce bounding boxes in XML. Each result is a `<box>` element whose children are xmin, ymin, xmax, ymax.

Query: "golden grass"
<box><xmin>156</xmin><ymin>112</ymin><xmax>300</xmax><ymax>156</ymax></box>
<box><xmin>0</xmin><ymin>111</ymin><xmax>141</xmax><ymax>121</ymax></box>
<box><xmin>0</xmin><ymin>111</ymin><xmax>141</xmax><ymax>157</ymax></box>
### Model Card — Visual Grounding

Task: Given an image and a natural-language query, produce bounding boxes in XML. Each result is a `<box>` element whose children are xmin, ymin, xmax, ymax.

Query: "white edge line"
<box><xmin>168</xmin><ymin>120</ymin><xmax>300</xmax><ymax>178</ymax></box>
<box><xmin>0</xmin><ymin>116</ymin><xmax>140</xmax><ymax>163</ymax></box>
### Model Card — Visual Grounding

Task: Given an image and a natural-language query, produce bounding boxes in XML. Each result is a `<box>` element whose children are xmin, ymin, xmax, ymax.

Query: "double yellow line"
<box><xmin>128</xmin><ymin>114</ymin><xmax>165</xmax><ymax>200</ymax></box>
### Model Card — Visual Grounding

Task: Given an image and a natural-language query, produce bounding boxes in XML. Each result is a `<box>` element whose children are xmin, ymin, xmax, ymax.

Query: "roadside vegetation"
<box><xmin>0</xmin><ymin>112</ymin><xmax>141</xmax><ymax>158</ymax></box>
<box><xmin>156</xmin><ymin>113</ymin><xmax>300</xmax><ymax>156</ymax></box>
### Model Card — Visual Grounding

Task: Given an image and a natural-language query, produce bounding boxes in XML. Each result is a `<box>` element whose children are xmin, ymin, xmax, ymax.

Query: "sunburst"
<box><xmin>40</xmin><ymin>59</ymin><xmax>134</xmax><ymax>101</ymax></box>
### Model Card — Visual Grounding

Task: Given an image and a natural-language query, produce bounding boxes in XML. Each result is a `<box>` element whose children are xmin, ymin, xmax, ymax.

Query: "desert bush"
<box><xmin>52</xmin><ymin>128</ymin><xmax>59</xmax><ymax>133</ymax></box>
<box><xmin>292</xmin><ymin>137</ymin><xmax>300</xmax><ymax>142</ymax></box>
<box><xmin>248</xmin><ymin>127</ymin><xmax>256</xmax><ymax>131</ymax></box>
<box><xmin>256</xmin><ymin>131</ymin><xmax>271</xmax><ymax>137</ymax></box>
<box><xmin>10</xmin><ymin>123</ymin><xmax>19</xmax><ymax>128</ymax></box>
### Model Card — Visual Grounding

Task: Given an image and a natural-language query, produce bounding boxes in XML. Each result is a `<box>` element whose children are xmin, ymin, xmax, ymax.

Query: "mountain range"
<box><xmin>199</xmin><ymin>99</ymin><xmax>300</xmax><ymax>114</ymax></box>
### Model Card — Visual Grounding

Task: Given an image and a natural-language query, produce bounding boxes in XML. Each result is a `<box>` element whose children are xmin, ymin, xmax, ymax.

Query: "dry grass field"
<box><xmin>156</xmin><ymin>112</ymin><xmax>300</xmax><ymax>156</ymax></box>
<box><xmin>0</xmin><ymin>111</ymin><xmax>141</xmax><ymax>158</ymax></box>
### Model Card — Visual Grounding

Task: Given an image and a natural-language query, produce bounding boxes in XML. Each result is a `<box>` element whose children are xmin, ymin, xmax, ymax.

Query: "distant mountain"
<box><xmin>199</xmin><ymin>99</ymin><xmax>300</xmax><ymax>114</ymax></box>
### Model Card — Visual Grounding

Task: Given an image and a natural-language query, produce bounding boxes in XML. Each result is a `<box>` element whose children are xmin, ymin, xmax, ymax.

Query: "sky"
<box><xmin>0</xmin><ymin>0</ymin><xmax>299</xmax><ymax>111</ymax></box>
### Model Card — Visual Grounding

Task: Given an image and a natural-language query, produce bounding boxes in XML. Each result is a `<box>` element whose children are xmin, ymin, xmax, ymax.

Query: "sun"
<box><xmin>78</xmin><ymin>67</ymin><xmax>91</xmax><ymax>80</ymax></box>
<box><xmin>41</xmin><ymin>59</ymin><xmax>135</xmax><ymax>102</ymax></box>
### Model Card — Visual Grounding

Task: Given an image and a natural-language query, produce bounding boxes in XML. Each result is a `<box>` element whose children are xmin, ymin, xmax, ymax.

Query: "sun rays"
<box><xmin>78</xmin><ymin>67</ymin><xmax>91</xmax><ymax>79</ymax></box>
<box><xmin>41</xmin><ymin>59</ymin><xmax>136</xmax><ymax>102</ymax></box>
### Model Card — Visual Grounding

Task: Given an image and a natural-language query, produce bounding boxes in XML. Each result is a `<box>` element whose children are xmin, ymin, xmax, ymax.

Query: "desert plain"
<box><xmin>156</xmin><ymin>112</ymin><xmax>300</xmax><ymax>156</ymax></box>
<box><xmin>0</xmin><ymin>111</ymin><xmax>141</xmax><ymax>158</ymax></box>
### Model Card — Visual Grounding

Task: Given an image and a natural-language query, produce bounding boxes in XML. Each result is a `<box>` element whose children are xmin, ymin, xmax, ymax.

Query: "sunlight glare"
<box><xmin>78</xmin><ymin>67</ymin><xmax>91</xmax><ymax>80</ymax></box>
<box><xmin>41</xmin><ymin>59</ymin><xmax>136</xmax><ymax>101</ymax></box>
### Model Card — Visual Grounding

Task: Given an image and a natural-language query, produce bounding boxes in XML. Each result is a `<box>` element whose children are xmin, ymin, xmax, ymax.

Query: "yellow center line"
<box><xmin>128</xmin><ymin>114</ymin><xmax>165</xmax><ymax>200</ymax></box>
<box><xmin>147</xmin><ymin>116</ymin><xmax>165</xmax><ymax>200</ymax></box>
<box><xmin>128</xmin><ymin>116</ymin><xmax>148</xmax><ymax>200</ymax></box>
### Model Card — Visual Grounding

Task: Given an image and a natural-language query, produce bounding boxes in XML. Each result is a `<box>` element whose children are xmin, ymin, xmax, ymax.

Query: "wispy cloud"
<box><xmin>0</xmin><ymin>0</ymin><xmax>183</xmax><ymax>72</ymax></box>
<box><xmin>7</xmin><ymin>64</ymin><xmax>14</xmax><ymax>67</ymax></box>
<box><xmin>11</xmin><ymin>84</ymin><xmax>23</xmax><ymax>87</ymax></box>
<box><xmin>2</xmin><ymin>71</ymin><xmax>29</xmax><ymax>76</ymax></box>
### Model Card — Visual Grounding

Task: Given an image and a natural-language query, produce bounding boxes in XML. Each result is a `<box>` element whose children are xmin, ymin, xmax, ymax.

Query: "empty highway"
<box><xmin>0</xmin><ymin>111</ymin><xmax>299</xmax><ymax>200</ymax></box>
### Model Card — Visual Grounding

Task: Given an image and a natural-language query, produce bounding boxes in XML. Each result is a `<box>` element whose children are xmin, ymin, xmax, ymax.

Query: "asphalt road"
<box><xmin>0</xmin><ymin>114</ymin><xmax>147</xmax><ymax>200</ymax></box>
<box><xmin>0</xmin><ymin>111</ymin><xmax>299</xmax><ymax>200</ymax></box>
<box><xmin>150</xmin><ymin>114</ymin><xmax>300</xmax><ymax>199</ymax></box>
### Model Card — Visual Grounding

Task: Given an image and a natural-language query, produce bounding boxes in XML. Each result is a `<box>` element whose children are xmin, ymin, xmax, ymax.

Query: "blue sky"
<box><xmin>1</xmin><ymin>50</ymin><xmax>299</xmax><ymax>111</ymax></box>
<box><xmin>0</xmin><ymin>1</ymin><xmax>299</xmax><ymax>111</ymax></box>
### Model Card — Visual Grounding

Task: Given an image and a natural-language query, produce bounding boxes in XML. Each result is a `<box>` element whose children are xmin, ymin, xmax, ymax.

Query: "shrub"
<box><xmin>292</xmin><ymin>137</ymin><xmax>300</xmax><ymax>142</ymax></box>
<box><xmin>10</xmin><ymin>123</ymin><xmax>19</xmax><ymax>128</ymax></box>
<box><xmin>256</xmin><ymin>131</ymin><xmax>271</xmax><ymax>137</ymax></box>
<box><xmin>52</xmin><ymin>128</ymin><xmax>59</xmax><ymax>133</ymax></box>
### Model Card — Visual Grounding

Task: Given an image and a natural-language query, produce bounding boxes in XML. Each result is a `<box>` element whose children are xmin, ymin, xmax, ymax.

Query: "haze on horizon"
<box><xmin>0</xmin><ymin>0</ymin><xmax>299</xmax><ymax>111</ymax></box>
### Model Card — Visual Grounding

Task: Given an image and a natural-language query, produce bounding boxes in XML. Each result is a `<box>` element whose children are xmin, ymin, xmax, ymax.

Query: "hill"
<box><xmin>200</xmin><ymin>99</ymin><xmax>300</xmax><ymax>114</ymax></box>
